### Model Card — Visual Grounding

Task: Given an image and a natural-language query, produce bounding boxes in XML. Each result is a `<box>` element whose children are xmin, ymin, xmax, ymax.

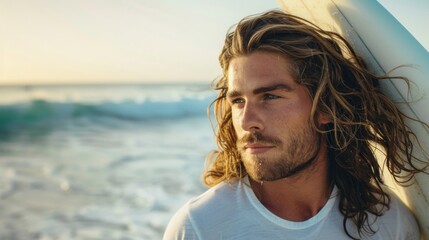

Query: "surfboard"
<box><xmin>276</xmin><ymin>0</ymin><xmax>429</xmax><ymax>238</ymax></box>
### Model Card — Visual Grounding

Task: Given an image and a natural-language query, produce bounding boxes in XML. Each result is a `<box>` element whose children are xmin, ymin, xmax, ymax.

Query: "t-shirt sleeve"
<box><xmin>163</xmin><ymin>204</ymin><xmax>199</xmax><ymax>240</ymax></box>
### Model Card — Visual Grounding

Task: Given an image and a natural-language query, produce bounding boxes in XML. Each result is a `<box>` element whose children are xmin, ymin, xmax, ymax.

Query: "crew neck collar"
<box><xmin>241</xmin><ymin>176</ymin><xmax>338</xmax><ymax>230</ymax></box>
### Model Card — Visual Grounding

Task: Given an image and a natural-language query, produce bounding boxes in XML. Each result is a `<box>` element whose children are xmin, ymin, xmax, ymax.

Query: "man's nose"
<box><xmin>239</xmin><ymin>103</ymin><xmax>264</xmax><ymax>132</ymax></box>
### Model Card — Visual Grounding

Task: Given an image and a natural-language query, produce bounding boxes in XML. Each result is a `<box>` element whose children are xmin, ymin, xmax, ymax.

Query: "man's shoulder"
<box><xmin>372</xmin><ymin>190</ymin><xmax>420</xmax><ymax>239</ymax></box>
<box><xmin>170</xmin><ymin>179</ymin><xmax>245</xmax><ymax>222</ymax></box>
<box><xmin>186</xmin><ymin>179</ymin><xmax>243</xmax><ymax>214</ymax></box>
<box><xmin>163</xmin><ymin>179</ymin><xmax>245</xmax><ymax>239</ymax></box>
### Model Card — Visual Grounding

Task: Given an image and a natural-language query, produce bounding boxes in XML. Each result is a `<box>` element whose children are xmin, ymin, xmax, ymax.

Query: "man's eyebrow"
<box><xmin>226</xmin><ymin>90</ymin><xmax>239</xmax><ymax>99</ymax></box>
<box><xmin>253</xmin><ymin>84</ymin><xmax>292</xmax><ymax>95</ymax></box>
<box><xmin>226</xmin><ymin>84</ymin><xmax>292</xmax><ymax>99</ymax></box>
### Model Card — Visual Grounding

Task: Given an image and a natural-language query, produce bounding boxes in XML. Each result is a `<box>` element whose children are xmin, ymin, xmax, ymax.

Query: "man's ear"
<box><xmin>317</xmin><ymin>112</ymin><xmax>331</xmax><ymax>125</ymax></box>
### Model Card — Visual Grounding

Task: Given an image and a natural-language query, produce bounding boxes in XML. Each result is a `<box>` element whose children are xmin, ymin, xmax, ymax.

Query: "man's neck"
<box><xmin>249</xmin><ymin>149</ymin><xmax>332</xmax><ymax>222</ymax></box>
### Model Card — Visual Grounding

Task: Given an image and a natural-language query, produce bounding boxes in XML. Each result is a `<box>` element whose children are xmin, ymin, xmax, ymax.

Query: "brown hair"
<box><xmin>204</xmin><ymin>10</ymin><xmax>428</xmax><ymax>239</ymax></box>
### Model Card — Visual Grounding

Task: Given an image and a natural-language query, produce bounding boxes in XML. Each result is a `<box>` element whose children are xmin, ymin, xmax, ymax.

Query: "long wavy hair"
<box><xmin>204</xmin><ymin>10</ymin><xmax>428</xmax><ymax>239</ymax></box>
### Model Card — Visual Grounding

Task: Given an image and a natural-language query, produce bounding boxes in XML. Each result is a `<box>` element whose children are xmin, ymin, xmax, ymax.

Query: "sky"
<box><xmin>0</xmin><ymin>0</ymin><xmax>427</xmax><ymax>86</ymax></box>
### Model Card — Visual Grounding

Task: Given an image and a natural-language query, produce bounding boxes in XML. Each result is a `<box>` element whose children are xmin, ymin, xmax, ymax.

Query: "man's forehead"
<box><xmin>226</xmin><ymin>52</ymin><xmax>296</xmax><ymax>86</ymax></box>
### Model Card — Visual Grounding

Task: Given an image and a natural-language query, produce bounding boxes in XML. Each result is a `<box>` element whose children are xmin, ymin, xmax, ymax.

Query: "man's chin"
<box><xmin>248</xmin><ymin>171</ymin><xmax>284</xmax><ymax>182</ymax></box>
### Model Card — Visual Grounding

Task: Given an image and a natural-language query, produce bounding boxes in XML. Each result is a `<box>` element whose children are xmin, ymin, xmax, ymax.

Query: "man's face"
<box><xmin>227</xmin><ymin>51</ymin><xmax>321</xmax><ymax>182</ymax></box>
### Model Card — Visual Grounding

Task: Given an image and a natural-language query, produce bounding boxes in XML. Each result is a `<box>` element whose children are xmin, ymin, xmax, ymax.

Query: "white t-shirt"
<box><xmin>163</xmin><ymin>177</ymin><xmax>419</xmax><ymax>240</ymax></box>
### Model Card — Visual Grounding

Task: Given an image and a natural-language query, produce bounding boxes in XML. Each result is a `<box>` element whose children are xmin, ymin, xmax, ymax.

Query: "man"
<box><xmin>164</xmin><ymin>10</ymin><xmax>428</xmax><ymax>239</ymax></box>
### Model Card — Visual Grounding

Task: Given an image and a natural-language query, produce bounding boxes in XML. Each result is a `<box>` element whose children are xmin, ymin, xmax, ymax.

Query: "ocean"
<box><xmin>0</xmin><ymin>83</ymin><xmax>217</xmax><ymax>239</ymax></box>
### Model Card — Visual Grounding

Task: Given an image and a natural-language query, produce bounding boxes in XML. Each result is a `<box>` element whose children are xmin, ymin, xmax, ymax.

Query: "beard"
<box><xmin>237</xmin><ymin>123</ymin><xmax>321</xmax><ymax>182</ymax></box>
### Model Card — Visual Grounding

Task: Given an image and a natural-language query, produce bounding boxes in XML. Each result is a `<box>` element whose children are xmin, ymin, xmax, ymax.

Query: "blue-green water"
<box><xmin>0</xmin><ymin>83</ymin><xmax>216</xmax><ymax>239</ymax></box>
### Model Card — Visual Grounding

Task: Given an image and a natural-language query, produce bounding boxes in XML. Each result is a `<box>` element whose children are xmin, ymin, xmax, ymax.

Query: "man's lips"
<box><xmin>244</xmin><ymin>143</ymin><xmax>274</xmax><ymax>154</ymax></box>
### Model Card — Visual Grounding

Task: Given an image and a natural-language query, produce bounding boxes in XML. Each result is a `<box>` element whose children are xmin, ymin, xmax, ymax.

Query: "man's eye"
<box><xmin>263</xmin><ymin>94</ymin><xmax>280</xmax><ymax>100</ymax></box>
<box><xmin>231</xmin><ymin>98</ymin><xmax>245</xmax><ymax>104</ymax></box>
